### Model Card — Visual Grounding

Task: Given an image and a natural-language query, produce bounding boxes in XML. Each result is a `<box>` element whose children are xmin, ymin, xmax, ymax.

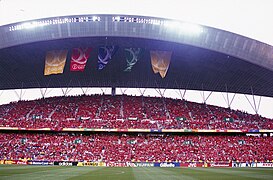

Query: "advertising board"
<box><xmin>154</xmin><ymin>162</ymin><xmax>180</xmax><ymax>167</ymax></box>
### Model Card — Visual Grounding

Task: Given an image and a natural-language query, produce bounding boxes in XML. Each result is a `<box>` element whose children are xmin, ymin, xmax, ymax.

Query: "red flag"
<box><xmin>70</xmin><ymin>48</ymin><xmax>92</xmax><ymax>71</ymax></box>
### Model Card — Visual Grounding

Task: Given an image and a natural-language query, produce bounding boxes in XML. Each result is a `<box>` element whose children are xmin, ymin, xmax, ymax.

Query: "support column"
<box><xmin>221</xmin><ymin>84</ymin><xmax>236</xmax><ymax>108</ymax></box>
<box><xmin>14</xmin><ymin>83</ymin><xmax>25</xmax><ymax>101</ymax></box>
<box><xmin>155</xmin><ymin>88</ymin><xmax>166</xmax><ymax>98</ymax></box>
<box><xmin>176</xmin><ymin>89</ymin><xmax>187</xmax><ymax>100</ymax></box>
<box><xmin>138</xmin><ymin>88</ymin><xmax>146</xmax><ymax>96</ymax></box>
<box><xmin>60</xmin><ymin>80</ymin><xmax>72</xmax><ymax>96</ymax></box>
<box><xmin>111</xmin><ymin>87</ymin><xmax>116</xmax><ymax>96</ymax></box>
<box><xmin>200</xmin><ymin>84</ymin><xmax>212</xmax><ymax>104</ymax></box>
<box><xmin>120</xmin><ymin>88</ymin><xmax>128</xmax><ymax>95</ymax></box>
<box><xmin>39</xmin><ymin>88</ymin><xmax>48</xmax><ymax>99</ymax></box>
<box><xmin>78</xmin><ymin>80</ymin><xmax>89</xmax><ymax>95</ymax></box>
<box><xmin>0</xmin><ymin>90</ymin><xmax>3</xmax><ymax>98</ymax></box>
<box><xmin>244</xmin><ymin>87</ymin><xmax>262</xmax><ymax>114</ymax></box>
<box><xmin>100</xmin><ymin>88</ymin><xmax>107</xmax><ymax>95</ymax></box>
<box><xmin>175</xmin><ymin>81</ymin><xmax>188</xmax><ymax>100</ymax></box>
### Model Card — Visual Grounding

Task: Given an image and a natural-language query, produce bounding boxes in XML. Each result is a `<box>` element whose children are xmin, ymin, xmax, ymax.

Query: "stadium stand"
<box><xmin>0</xmin><ymin>95</ymin><xmax>272</xmax><ymax>130</ymax></box>
<box><xmin>0</xmin><ymin>133</ymin><xmax>272</xmax><ymax>163</ymax></box>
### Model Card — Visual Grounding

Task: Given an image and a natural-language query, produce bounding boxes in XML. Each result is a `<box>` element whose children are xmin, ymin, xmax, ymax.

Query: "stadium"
<box><xmin>0</xmin><ymin>0</ymin><xmax>273</xmax><ymax>179</ymax></box>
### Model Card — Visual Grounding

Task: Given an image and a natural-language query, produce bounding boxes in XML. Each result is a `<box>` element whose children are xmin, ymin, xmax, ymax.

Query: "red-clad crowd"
<box><xmin>0</xmin><ymin>133</ymin><xmax>272</xmax><ymax>162</ymax></box>
<box><xmin>0</xmin><ymin>94</ymin><xmax>272</xmax><ymax>130</ymax></box>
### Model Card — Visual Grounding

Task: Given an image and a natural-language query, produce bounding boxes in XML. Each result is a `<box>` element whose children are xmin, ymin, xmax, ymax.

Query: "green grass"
<box><xmin>0</xmin><ymin>165</ymin><xmax>273</xmax><ymax>180</ymax></box>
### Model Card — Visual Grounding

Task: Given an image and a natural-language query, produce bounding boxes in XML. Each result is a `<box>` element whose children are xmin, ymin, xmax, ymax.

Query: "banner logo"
<box><xmin>44</xmin><ymin>50</ymin><xmax>68</xmax><ymax>75</ymax></box>
<box><xmin>70</xmin><ymin>48</ymin><xmax>92</xmax><ymax>71</ymax></box>
<box><xmin>124</xmin><ymin>48</ymin><xmax>142</xmax><ymax>72</ymax></box>
<box><xmin>98</xmin><ymin>46</ymin><xmax>118</xmax><ymax>70</ymax></box>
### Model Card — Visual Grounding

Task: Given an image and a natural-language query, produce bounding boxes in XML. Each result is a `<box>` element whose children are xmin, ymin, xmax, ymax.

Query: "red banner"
<box><xmin>106</xmin><ymin>162</ymin><xmax>127</xmax><ymax>167</ymax></box>
<box><xmin>208</xmin><ymin>162</ymin><xmax>232</xmax><ymax>167</ymax></box>
<box><xmin>256</xmin><ymin>163</ymin><xmax>273</xmax><ymax>167</ymax></box>
<box><xmin>180</xmin><ymin>162</ymin><xmax>204</xmax><ymax>167</ymax></box>
<box><xmin>70</xmin><ymin>48</ymin><xmax>92</xmax><ymax>71</ymax></box>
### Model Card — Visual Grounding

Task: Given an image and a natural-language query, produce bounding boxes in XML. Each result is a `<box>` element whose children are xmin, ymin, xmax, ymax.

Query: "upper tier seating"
<box><xmin>0</xmin><ymin>95</ymin><xmax>272</xmax><ymax>129</ymax></box>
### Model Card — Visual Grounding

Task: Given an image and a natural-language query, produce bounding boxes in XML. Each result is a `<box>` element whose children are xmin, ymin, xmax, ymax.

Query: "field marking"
<box><xmin>115</xmin><ymin>171</ymin><xmax>125</xmax><ymax>175</ymax></box>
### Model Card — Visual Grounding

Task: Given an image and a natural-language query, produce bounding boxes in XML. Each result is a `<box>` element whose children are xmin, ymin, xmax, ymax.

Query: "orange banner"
<box><xmin>44</xmin><ymin>50</ymin><xmax>68</xmax><ymax>75</ymax></box>
<box><xmin>150</xmin><ymin>51</ymin><xmax>172</xmax><ymax>78</ymax></box>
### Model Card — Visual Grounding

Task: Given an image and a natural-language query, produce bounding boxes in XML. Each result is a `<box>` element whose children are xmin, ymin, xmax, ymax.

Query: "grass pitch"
<box><xmin>0</xmin><ymin>165</ymin><xmax>273</xmax><ymax>180</ymax></box>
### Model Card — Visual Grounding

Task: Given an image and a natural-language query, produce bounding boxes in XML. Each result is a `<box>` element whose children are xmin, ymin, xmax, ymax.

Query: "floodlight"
<box><xmin>92</xmin><ymin>16</ymin><xmax>98</xmax><ymax>21</ymax></box>
<box><xmin>115</xmin><ymin>16</ymin><xmax>120</xmax><ymax>22</ymax></box>
<box><xmin>164</xmin><ymin>20</ymin><xmax>203</xmax><ymax>35</ymax></box>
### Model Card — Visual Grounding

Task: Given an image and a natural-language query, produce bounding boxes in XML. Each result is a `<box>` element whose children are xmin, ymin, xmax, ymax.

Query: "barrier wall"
<box><xmin>1</xmin><ymin>160</ymin><xmax>272</xmax><ymax>168</ymax></box>
<box><xmin>1</xmin><ymin>127</ymin><xmax>272</xmax><ymax>133</ymax></box>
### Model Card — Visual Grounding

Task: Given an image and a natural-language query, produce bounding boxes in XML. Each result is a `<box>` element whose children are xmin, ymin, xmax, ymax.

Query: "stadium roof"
<box><xmin>0</xmin><ymin>14</ymin><xmax>273</xmax><ymax>97</ymax></box>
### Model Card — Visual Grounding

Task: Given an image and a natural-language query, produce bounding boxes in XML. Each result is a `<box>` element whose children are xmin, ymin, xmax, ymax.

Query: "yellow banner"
<box><xmin>82</xmin><ymin>162</ymin><xmax>106</xmax><ymax>166</ymax></box>
<box><xmin>44</xmin><ymin>50</ymin><xmax>68</xmax><ymax>75</ymax></box>
<box><xmin>150</xmin><ymin>51</ymin><xmax>172</xmax><ymax>78</ymax></box>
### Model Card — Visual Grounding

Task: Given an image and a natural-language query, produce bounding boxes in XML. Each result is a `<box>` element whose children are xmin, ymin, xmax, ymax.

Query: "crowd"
<box><xmin>0</xmin><ymin>133</ymin><xmax>272</xmax><ymax>162</ymax></box>
<box><xmin>0</xmin><ymin>94</ymin><xmax>272</xmax><ymax>129</ymax></box>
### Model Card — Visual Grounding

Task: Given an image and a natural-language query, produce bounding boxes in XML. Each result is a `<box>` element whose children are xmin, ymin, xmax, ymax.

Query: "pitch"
<box><xmin>0</xmin><ymin>165</ymin><xmax>273</xmax><ymax>180</ymax></box>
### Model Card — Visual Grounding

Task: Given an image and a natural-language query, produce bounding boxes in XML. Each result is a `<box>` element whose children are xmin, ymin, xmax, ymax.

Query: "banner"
<box><xmin>183</xmin><ymin>140</ymin><xmax>192</xmax><ymax>145</ymax></box>
<box><xmin>44</xmin><ymin>50</ymin><xmax>68</xmax><ymax>75</ymax></box>
<box><xmin>127</xmin><ymin>139</ymin><xmax>137</xmax><ymax>144</ymax></box>
<box><xmin>150</xmin><ymin>51</ymin><xmax>172</xmax><ymax>78</ymax></box>
<box><xmin>70</xmin><ymin>48</ymin><xmax>92</xmax><ymax>71</ymax></box>
<box><xmin>98</xmin><ymin>46</ymin><xmax>118</xmax><ymax>70</ymax></box>
<box><xmin>124</xmin><ymin>48</ymin><xmax>143</xmax><ymax>71</ymax></box>
<box><xmin>2</xmin><ymin>160</ymin><xmax>16</xmax><ymax>165</ymax></box>
<box><xmin>54</xmin><ymin>161</ymin><xmax>77</xmax><ymax>166</ymax></box>
<box><xmin>176</xmin><ymin>117</ymin><xmax>186</xmax><ymax>121</ymax></box>
<box><xmin>82</xmin><ymin>162</ymin><xmax>106</xmax><ymax>167</ymax></box>
<box><xmin>223</xmin><ymin>117</ymin><xmax>234</xmax><ymax>122</ymax></box>
<box><xmin>256</xmin><ymin>163</ymin><xmax>273</xmax><ymax>167</ymax></box>
<box><xmin>128</xmin><ymin>117</ymin><xmax>138</xmax><ymax>121</ymax></box>
<box><xmin>80</xmin><ymin>116</ymin><xmax>90</xmax><ymax>120</ymax></box>
<box><xmin>209</xmin><ymin>162</ymin><xmax>232</xmax><ymax>167</ymax></box>
<box><xmin>154</xmin><ymin>162</ymin><xmax>180</xmax><ymax>167</ymax></box>
<box><xmin>133</xmin><ymin>162</ymin><xmax>154</xmax><ymax>167</ymax></box>
<box><xmin>106</xmin><ymin>162</ymin><xmax>127</xmax><ymax>167</ymax></box>
<box><xmin>28</xmin><ymin>161</ymin><xmax>53</xmax><ymax>165</ymax></box>
<box><xmin>180</xmin><ymin>162</ymin><xmax>204</xmax><ymax>167</ymax></box>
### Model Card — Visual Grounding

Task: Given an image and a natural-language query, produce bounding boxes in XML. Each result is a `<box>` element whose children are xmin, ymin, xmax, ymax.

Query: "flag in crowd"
<box><xmin>70</xmin><ymin>48</ymin><xmax>92</xmax><ymax>72</ymax></box>
<box><xmin>98</xmin><ymin>46</ymin><xmax>118</xmax><ymax>70</ymax></box>
<box><xmin>44</xmin><ymin>50</ymin><xmax>68</xmax><ymax>75</ymax></box>
<box><xmin>124</xmin><ymin>48</ymin><xmax>143</xmax><ymax>72</ymax></box>
<box><xmin>150</xmin><ymin>50</ymin><xmax>172</xmax><ymax>78</ymax></box>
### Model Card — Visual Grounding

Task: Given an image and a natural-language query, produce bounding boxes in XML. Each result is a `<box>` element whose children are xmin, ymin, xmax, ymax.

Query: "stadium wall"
<box><xmin>1</xmin><ymin>160</ymin><xmax>273</xmax><ymax>168</ymax></box>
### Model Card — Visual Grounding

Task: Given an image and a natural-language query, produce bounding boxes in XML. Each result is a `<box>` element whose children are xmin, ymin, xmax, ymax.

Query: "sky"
<box><xmin>0</xmin><ymin>0</ymin><xmax>272</xmax><ymax>118</ymax></box>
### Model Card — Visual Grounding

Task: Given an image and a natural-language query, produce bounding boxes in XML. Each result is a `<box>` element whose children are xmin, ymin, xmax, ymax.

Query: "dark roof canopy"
<box><xmin>0</xmin><ymin>37</ymin><xmax>273</xmax><ymax>97</ymax></box>
<box><xmin>0</xmin><ymin>14</ymin><xmax>273</xmax><ymax>97</ymax></box>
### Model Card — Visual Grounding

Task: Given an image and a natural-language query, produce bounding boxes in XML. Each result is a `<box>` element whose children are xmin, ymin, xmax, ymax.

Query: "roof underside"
<box><xmin>0</xmin><ymin>37</ymin><xmax>273</xmax><ymax>97</ymax></box>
